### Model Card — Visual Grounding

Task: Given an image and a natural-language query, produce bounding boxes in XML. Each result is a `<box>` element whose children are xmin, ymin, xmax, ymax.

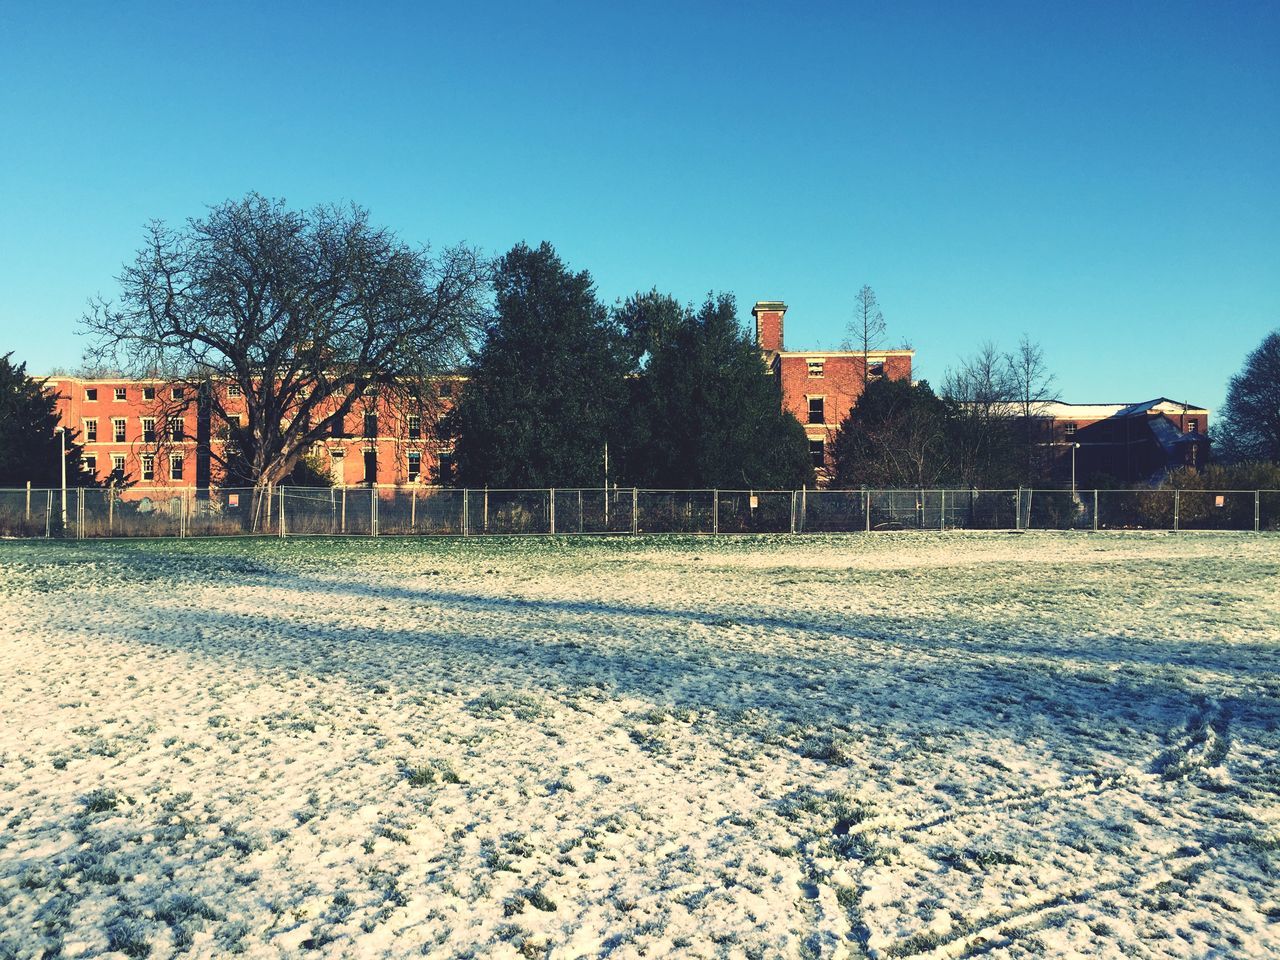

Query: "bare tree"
<box><xmin>843</xmin><ymin>284</ymin><xmax>887</xmax><ymax>385</ymax></box>
<box><xmin>82</xmin><ymin>194</ymin><xmax>489</xmax><ymax>497</ymax></box>
<box><xmin>1006</xmin><ymin>335</ymin><xmax>1057</xmax><ymax>482</ymax></box>
<box><xmin>942</xmin><ymin>342</ymin><xmax>1019</xmax><ymax>486</ymax></box>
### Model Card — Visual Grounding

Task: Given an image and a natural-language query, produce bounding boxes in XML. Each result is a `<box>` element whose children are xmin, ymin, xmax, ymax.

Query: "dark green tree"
<box><xmin>449</xmin><ymin>242</ymin><xmax>631</xmax><ymax>486</ymax></box>
<box><xmin>1218</xmin><ymin>330</ymin><xmax>1280</xmax><ymax>464</ymax></box>
<box><xmin>0</xmin><ymin>354</ymin><xmax>95</xmax><ymax>487</ymax></box>
<box><xmin>621</xmin><ymin>292</ymin><xmax>814</xmax><ymax>488</ymax></box>
<box><xmin>832</xmin><ymin>376</ymin><xmax>951</xmax><ymax>488</ymax></box>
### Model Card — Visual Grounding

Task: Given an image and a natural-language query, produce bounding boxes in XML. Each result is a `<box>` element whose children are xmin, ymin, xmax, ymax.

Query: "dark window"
<box><xmin>1188</xmin><ymin>418</ymin><xmax>1199</xmax><ymax>433</ymax></box>
<box><xmin>331</xmin><ymin>415</ymin><xmax>344</xmax><ymax>437</ymax></box>
<box><xmin>436</xmin><ymin>451</ymin><xmax>454</xmax><ymax>485</ymax></box>
<box><xmin>1064</xmin><ymin>422</ymin><xmax>1076</xmax><ymax>436</ymax></box>
<box><xmin>170</xmin><ymin>418</ymin><xmax>185</xmax><ymax>441</ymax></box>
<box><xmin>142</xmin><ymin>418</ymin><xmax>156</xmax><ymax>443</ymax></box>
<box><xmin>171</xmin><ymin>386</ymin><xmax>186</xmax><ymax>400</ymax></box>
<box><xmin>85</xmin><ymin>388</ymin><xmax>98</xmax><ymax>401</ymax></box>
<box><xmin>808</xmin><ymin>396</ymin><xmax>825</xmax><ymax>425</ymax></box>
<box><xmin>438</xmin><ymin>382</ymin><xmax>452</xmax><ymax>399</ymax></box>
<box><xmin>142</xmin><ymin>386</ymin><xmax>156</xmax><ymax>401</ymax></box>
<box><xmin>809</xmin><ymin>439</ymin><xmax>825</xmax><ymax>468</ymax></box>
<box><xmin>84</xmin><ymin>455</ymin><xmax>96</xmax><ymax>474</ymax></box>
<box><xmin>363</xmin><ymin>449</ymin><xmax>377</xmax><ymax>484</ymax></box>
<box><xmin>114</xmin><ymin>387</ymin><xmax>127</xmax><ymax>401</ymax></box>
<box><xmin>363</xmin><ymin>413</ymin><xmax>377</xmax><ymax>437</ymax></box>
<box><xmin>84</xmin><ymin>419</ymin><xmax>97</xmax><ymax>442</ymax></box>
<box><xmin>407</xmin><ymin>451</ymin><xmax>421</xmax><ymax>482</ymax></box>
<box><xmin>407</xmin><ymin>414</ymin><xmax>421</xmax><ymax>440</ymax></box>
<box><xmin>170</xmin><ymin>456</ymin><xmax>184</xmax><ymax>481</ymax></box>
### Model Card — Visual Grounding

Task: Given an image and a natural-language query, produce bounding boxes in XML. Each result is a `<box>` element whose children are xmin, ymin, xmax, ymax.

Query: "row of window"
<box><xmin>804</xmin><ymin>360</ymin><xmax>887</xmax><ymax>378</ymax></box>
<box><xmin>83</xmin><ymin>417</ymin><xmax>186</xmax><ymax>443</ymax></box>
<box><xmin>84</xmin><ymin>453</ymin><xmax>185</xmax><ymax>482</ymax></box>
<box><xmin>82</xmin><ymin>385</ymin><xmax>198</xmax><ymax>402</ymax></box>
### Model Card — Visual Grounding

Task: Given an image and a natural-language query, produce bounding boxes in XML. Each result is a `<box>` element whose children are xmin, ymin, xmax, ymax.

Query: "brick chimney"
<box><xmin>752</xmin><ymin>301</ymin><xmax>787</xmax><ymax>353</ymax></box>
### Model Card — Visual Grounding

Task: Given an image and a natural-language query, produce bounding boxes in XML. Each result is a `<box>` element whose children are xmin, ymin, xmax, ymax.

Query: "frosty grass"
<box><xmin>0</xmin><ymin>532</ymin><xmax>1277</xmax><ymax>959</ymax></box>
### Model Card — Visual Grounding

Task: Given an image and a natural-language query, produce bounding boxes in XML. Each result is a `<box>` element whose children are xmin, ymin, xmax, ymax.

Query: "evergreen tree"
<box><xmin>449</xmin><ymin>242</ymin><xmax>631</xmax><ymax>486</ymax></box>
<box><xmin>622</xmin><ymin>293</ymin><xmax>813</xmax><ymax>488</ymax></box>
<box><xmin>832</xmin><ymin>376</ymin><xmax>951</xmax><ymax>488</ymax></box>
<box><xmin>0</xmin><ymin>354</ymin><xmax>95</xmax><ymax>487</ymax></box>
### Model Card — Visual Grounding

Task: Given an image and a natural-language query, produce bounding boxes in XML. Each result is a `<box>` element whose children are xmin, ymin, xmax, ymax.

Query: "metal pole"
<box><xmin>550</xmin><ymin>487</ymin><xmax>556</xmax><ymax>535</ymax></box>
<box><xmin>45</xmin><ymin>490</ymin><xmax>52</xmax><ymax>538</ymax></box>
<box><xmin>865</xmin><ymin>489</ymin><xmax>871</xmax><ymax>533</ymax></box>
<box><xmin>280</xmin><ymin>485</ymin><xmax>286</xmax><ymax>538</ymax></box>
<box><xmin>1256</xmin><ymin>491</ymin><xmax>1261</xmax><ymax>533</ymax></box>
<box><xmin>1093</xmin><ymin>489</ymin><xmax>1099</xmax><ymax>532</ymax></box>
<box><xmin>578</xmin><ymin>489</ymin><xmax>583</xmax><ymax>534</ymax></box>
<box><xmin>483</xmin><ymin>486</ymin><xmax>489</xmax><ymax>533</ymax></box>
<box><xmin>26</xmin><ymin>480</ymin><xmax>31</xmax><ymax>522</ymax></box>
<box><xmin>1174</xmin><ymin>489</ymin><xmax>1180</xmax><ymax>533</ymax></box>
<box><xmin>341</xmin><ymin>486</ymin><xmax>347</xmax><ymax>534</ymax></box>
<box><xmin>712</xmin><ymin>489</ymin><xmax>718</xmax><ymax>535</ymax></box>
<box><xmin>58</xmin><ymin>428</ymin><xmax>67</xmax><ymax>529</ymax></box>
<box><xmin>371</xmin><ymin>486</ymin><xmax>378</xmax><ymax>537</ymax></box>
<box><xmin>940</xmin><ymin>489</ymin><xmax>945</xmax><ymax>531</ymax></box>
<box><xmin>462</xmin><ymin>488</ymin><xmax>469</xmax><ymax>536</ymax></box>
<box><xmin>411</xmin><ymin>487</ymin><xmax>416</xmax><ymax>531</ymax></box>
<box><xmin>790</xmin><ymin>491</ymin><xmax>796</xmax><ymax>534</ymax></box>
<box><xmin>632</xmin><ymin>487</ymin><xmax>638</xmax><ymax>535</ymax></box>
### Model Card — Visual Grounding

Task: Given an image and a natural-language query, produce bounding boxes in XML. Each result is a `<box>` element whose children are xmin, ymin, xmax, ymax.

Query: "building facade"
<box><xmin>753</xmin><ymin>301</ymin><xmax>914</xmax><ymax>480</ymax></box>
<box><xmin>1029</xmin><ymin>398</ymin><xmax>1209</xmax><ymax>485</ymax></box>
<box><xmin>48</xmin><ymin>376</ymin><xmax>459</xmax><ymax>489</ymax></box>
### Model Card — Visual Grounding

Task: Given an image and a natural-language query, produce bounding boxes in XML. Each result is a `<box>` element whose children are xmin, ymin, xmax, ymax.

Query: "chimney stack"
<box><xmin>752</xmin><ymin>301</ymin><xmax>787</xmax><ymax>353</ymax></box>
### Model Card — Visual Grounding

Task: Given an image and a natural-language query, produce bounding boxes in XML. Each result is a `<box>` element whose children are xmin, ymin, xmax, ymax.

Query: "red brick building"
<box><xmin>47</xmin><ymin>376</ymin><xmax>459</xmax><ymax>489</ymax></box>
<box><xmin>753</xmin><ymin>300</ymin><xmax>914</xmax><ymax>481</ymax></box>
<box><xmin>1029</xmin><ymin>399</ymin><xmax>1210</xmax><ymax>485</ymax></box>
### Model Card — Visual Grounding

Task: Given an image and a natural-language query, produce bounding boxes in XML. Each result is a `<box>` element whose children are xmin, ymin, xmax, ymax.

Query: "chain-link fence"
<box><xmin>2</xmin><ymin>486</ymin><xmax>1279</xmax><ymax>539</ymax></box>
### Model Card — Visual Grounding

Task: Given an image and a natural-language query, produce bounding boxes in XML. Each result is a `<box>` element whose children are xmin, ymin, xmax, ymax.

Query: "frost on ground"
<box><xmin>0</xmin><ymin>532</ymin><xmax>1278</xmax><ymax>960</ymax></box>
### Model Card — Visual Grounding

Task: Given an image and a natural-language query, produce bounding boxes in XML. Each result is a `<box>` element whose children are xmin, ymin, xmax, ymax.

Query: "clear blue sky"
<box><xmin>1</xmin><ymin>1</ymin><xmax>1276</xmax><ymax>413</ymax></box>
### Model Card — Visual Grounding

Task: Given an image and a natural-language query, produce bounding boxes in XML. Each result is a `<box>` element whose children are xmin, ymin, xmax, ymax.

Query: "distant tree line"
<box><xmin>1</xmin><ymin>193</ymin><xmax>1276</xmax><ymax>491</ymax></box>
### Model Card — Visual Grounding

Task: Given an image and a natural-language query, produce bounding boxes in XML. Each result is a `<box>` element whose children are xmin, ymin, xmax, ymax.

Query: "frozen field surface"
<box><xmin>1</xmin><ymin>532</ymin><xmax>1278</xmax><ymax>960</ymax></box>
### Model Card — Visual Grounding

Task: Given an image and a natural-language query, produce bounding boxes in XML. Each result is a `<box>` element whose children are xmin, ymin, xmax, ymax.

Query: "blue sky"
<box><xmin>1</xmin><ymin>1</ymin><xmax>1276</xmax><ymax>413</ymax></box>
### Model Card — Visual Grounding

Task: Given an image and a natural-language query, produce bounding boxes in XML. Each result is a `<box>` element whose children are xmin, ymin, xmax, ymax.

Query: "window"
<box><xmin>331</xmin><ymin>416</ymin><xmax>344</xmax><ymax>438</ymax></box>
<box><xmin>114</xmin><ymin>387</ymin><xmax>127</xmax><ymax>402</ymax></box>
<box><xmin>112</xmin><ymin>418</ymin><xmax>127</xmax><ymax>442</ymax></box>
<box><xmin>807</xmin><ymin>359</ymin><xmax>825</xmax><ymax>378</ymax></box>
<box><xmin>809</xmin><ymin>439</ymin><xmax>826</xmax><ymax>469</ymax></box>
<box><xmin>141</xmin><ymin>417</ymin><xmax>156</xmax><ymax>443</ymax></box>
<box><xmin>329</xmin><ymin>448</ymin><xmax>345</xmax><ymax>485</ymax></box>
<box><xmin>867</xmin><ymin>361</ymin><xmax>885</xmax><ymax>380</ymax></box>
<box><xmin>110</xmin><ymin>454</ymin><xmax>126</xmax><ymax>479</ymax></box>
<box><xmin>1064</xmin><ymin>422</ymin><xmax>1076</xmax><ymax>436</ymax></box>
<box><xmin>437</xmin><ymin>382</ymin><xmax>452</xmax><ymax>399</ymax></box>
<box><xmin>170</xmin><ymin>455</ymin><xmax>184</xmax><ymax>481</ymax></box>
<box><xmin>84</xmin><ymin>455</ymin><xmax>97</xmax><ymax>474</ymax></box>
<box><xmin>363</xmin><ymin>413</ymin><xmax>377</xmax><ymax>437</ymax></box>
<box><xmin>141</xmin><ymin>455</ymin><xmax>154</xmax><ymax>481</ymax></box>
<box><xmin>84</xmin><ymin>388</ymin><xmax>98</xmax><ymax>402</ymax></box>
<box><xmin>84</xmin><ymin>418</ymin><xmax>97</xmax><ymax>442</ymax></box>
<box><xmin>226</xmin><ymin>413</ymin><xmax>241</xmax><ymax>430</ymax></box>
<box><xmin>171</xmin><ymin>386</ymin><xmax>186</xmax><ymax>401</ymax></box>
<box><xmin>407</xmin><ymin>451</ymin><xmax>421</xmax><ymax>482</ymax></box>
<box><xmin>436</xmin><ymin>451</ymin><xmax>454</xmax><ymax>485</ymax></box>
<box><xmin>142</xmin><ymin>386</ymin><xmax>156</xmax><ymax>401</ymax></box>
<box><xmin>1187</xmin><ymin>418</ymin><xmax>1199</xmax><ymax>433</ymax></box>
<box><xmin>227</xmin><ymin>383</ymin><xmax>242</xmax><ymax>398</ymax></box>
<box><xmin>363</xmin><ymin>449</ymin><xmax>377</xmax><ymax>484</ymax></box>
<box><xmin>169</xmin><ymin>418</ymin><xmax>185</xmax><ymax>441</ymax></box>
<box><xmin>407</xmin><ymin>414</ymin><xmax>421</xmax><ymax>440</ymax></box>
<box><xmin>808</xmin><ymin>396</ymin><xmax>825</xmax><ymax>425</ymax></box>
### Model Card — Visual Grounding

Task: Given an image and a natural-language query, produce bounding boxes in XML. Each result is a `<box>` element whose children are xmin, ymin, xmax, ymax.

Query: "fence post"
<box><xmin>1174</xmin><ymin>489</ymin><xmax>1180</xmax><ymax>533</ymax></box>
<box><xmin>26</xmin><ymin>480</ymin><xmax>31</xmax><ymax>522</ymax></box>
<box><xmin>1016</xmin><ymin>486</ymin><xmax>1022</xmax><ymax>531</ymax></box>
<box><xmin>550</xmin><ymin>487</ymin><xmax>556</xmax><ymax>535</ymax></box>
<box><xmin>790</xmin><ymin>491</ymin><xmax>796</xmax><ymax>534</ymax></box>
<box><xmin>280</xmin><ymin>486</ymin><xmax>287</xmax><ymax>538</ymax></box>
<box><xmin>371</xmin><ymin>487</ymin><xmax>378</xmax><ymax>537</ymax></box>
<box><xmin>578</xmin><ymin>489</ymin><xmax>584</xmax><ymax>533</ymax></box>
<box><xmin>1256</xmin><ymin>490</ymin><xmax>1261</xmax><ymax>533</ymax></box>
<box><xmin>462</xmin><ymin>488</ymin><xmax>469</xmax><ymax>536</ymax></box>
<box><xmin>865</xmin><ymin>489</ymin><xmax>871</xmax><ymax>533</ymax></box>
<box><xmin>1093</xmin><ymin>489</ymin><xmax>1099</xmax><ymax>532</ymax></box>
<box><xmin>341</xmin><ymin>486</ymin><xmax>348</xmax><ymax>534</ymax></box>
<box><xmin>712</xmin><ymin>488</ymin><xmax>718</xmax><ymax>535</ymax></box>
<box><xmin>79</xmin><ymin>488</ymin><xmax>85</xmax><ymax>539</ymax></box>
<box><xmin>632</xmin><ymin>487</ymin><xmax>638</xmax><ymax>535</ymax></box>
<box><xmin>410</xmin><ymin>487</ymin><xmax>417</xmax><ymax>531</ymax></box>
<box><xmin>940</xmin><ymin>489</ymin><xmax>945</xmax><ymax>531</ymax></box>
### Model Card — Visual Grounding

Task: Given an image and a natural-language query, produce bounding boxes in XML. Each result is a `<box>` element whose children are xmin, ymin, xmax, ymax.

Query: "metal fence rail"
<box><xmin>2</xmin><ymin>486</ymin><xmax>1278</xmax><ymax>539</ymax></box>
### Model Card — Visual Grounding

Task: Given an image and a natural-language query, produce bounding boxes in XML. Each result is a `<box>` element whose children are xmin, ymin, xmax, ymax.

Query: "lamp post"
<box><xmin>1071</xmin><ymin>442</ymin><xmax>1081</xmax><ymax>497</ymax></box>
<box><xmin>55</xmin><ymin>426</ymin><xmax>67</xmax><ymax>528</ymax></box>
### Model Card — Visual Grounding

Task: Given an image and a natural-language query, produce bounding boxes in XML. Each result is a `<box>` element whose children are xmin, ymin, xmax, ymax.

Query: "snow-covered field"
<box><xmin>1</xmin><ymin>532</ymin><xmax>1278</xmax><ymax>960</ymax></box>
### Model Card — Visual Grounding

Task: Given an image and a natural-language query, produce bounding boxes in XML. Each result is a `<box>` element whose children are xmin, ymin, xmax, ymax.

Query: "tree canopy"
<box><xmin>832</xmin><ymin>377</ymin><xmax>951</xmax><ymax>488</ymax></box>
<box><xmin>82</xmin><ymin>193</ymin><xmax>488</xmax><ymax>488</ymax></box>
<box><xmin>620</xmin><ymin>292</ymin><xmax>813</xmax><ymax>489</ymax></box>
<box><xmin>1218</xmin><ymin>330</ymin><xmax>1280</xmax><ymax>464</ymax></box>
<box><xmin>448</xmin><ymin>242</ymin><xmax>631</xmax><ymax>487</ymax></box>
<box><xmin>0</xmin><ymin>354</ymin><xmax>94</xmax><ymax>488</ymax></box>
